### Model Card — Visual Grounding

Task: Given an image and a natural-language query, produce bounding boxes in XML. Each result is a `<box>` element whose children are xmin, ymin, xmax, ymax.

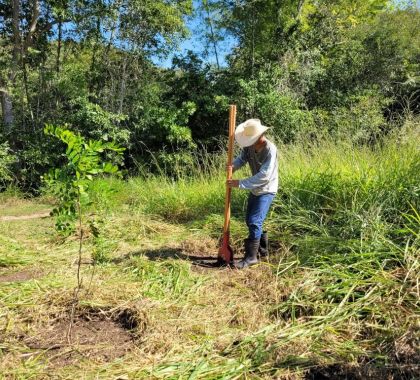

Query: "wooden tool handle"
<box><xmin>227</xmin><ymin>105</ymin><xmax>236</xmax><ymax>167</ymax></box>
<box><xmin>223</xmin><ymin>105</ymin><xmax>236</xmax><ymax>234</ymax></box>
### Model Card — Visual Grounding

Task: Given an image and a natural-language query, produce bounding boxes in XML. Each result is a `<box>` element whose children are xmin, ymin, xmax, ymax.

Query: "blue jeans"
<box><xmin>246</xmin><ymin>193</ymin><xmax>275</xmax><ymax>240</ymax></box>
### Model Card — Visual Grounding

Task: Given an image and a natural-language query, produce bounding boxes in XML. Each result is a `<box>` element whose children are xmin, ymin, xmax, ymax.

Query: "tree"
<box><xmin>43</xmin><ymin>124</ymin><xmax>124</xmax><ymax>340</ymax></box>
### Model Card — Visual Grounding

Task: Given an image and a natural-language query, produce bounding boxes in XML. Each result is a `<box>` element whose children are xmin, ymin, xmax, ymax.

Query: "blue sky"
<box><xmin>152</xmin><ymin>0</ymin><xmax>236</xmax><ymax>68</ymax></box>
<box><xmin>152</xmin><ymin>0</ymin><xmax>420</xmax><ymax>68</ymax></box>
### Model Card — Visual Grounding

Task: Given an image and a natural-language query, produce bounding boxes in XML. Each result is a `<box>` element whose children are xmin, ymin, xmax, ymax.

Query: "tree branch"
<box><xmin>24</xmin><ymin>0</ymin><xmax>40</xmax><ymax>52</ymax></box>
<box><xmin>12</xmin><ymin>0</ymin><xmax>21</xmax><ymax>66</ymax></box>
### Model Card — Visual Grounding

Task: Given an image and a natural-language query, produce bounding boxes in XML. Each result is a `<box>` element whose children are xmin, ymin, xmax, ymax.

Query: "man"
<box><xmin>227</xmin><ymin>118</ymin><xmax>278</xmax><ymax>269</ymax></box>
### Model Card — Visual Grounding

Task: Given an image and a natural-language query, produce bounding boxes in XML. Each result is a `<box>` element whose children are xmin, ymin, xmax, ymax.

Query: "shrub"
<box><xmin>0</xmin><ymin>141</ymin><xmax>16</xmax><ymax>189</ymax></box>
<box><xmin>236</xmin><ymin>68</ymin><xmax>314</xmax><ymax>143</ymax></box>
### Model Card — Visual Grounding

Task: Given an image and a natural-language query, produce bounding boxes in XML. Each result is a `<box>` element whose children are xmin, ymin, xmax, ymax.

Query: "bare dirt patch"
<box><xmin>0</xmin><ymin>269</ymin><xmax>42</xmax><ymax>283</ymax></box>
<box><xmin>23</xmin><ymin>306</ymin><xmax>145</xmax><ymax>366</ymax></box>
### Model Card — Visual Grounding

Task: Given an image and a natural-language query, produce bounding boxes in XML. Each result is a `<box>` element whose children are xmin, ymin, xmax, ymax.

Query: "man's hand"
<box><xmin>227</xmin><ymin>179</ymin><xmax>239</xmax><ymax>188</ymax></box>
<box><xmin>226</xmin><ymin>164</ymin><xmax>235</xmax><ymax>173</ymax></box>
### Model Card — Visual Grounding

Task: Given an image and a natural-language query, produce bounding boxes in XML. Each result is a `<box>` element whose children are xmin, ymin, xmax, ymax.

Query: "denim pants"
<box><xmin>246</xmin><ymin>193</ymin><xmax>275</xmax><ymax>240</ymax></box>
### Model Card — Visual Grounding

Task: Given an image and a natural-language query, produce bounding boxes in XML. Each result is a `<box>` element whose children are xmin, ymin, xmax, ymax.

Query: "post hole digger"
<box><xmin>217</xmin><ymin>104</ymin><xmax>236</xmax><ymax>266</ymax></box>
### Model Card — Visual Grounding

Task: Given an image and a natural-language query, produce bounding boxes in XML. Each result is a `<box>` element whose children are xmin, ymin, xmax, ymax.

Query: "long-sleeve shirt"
<box><xmin>232</xmin><ymin>139</ymin><xmax>278</xmax><ymax>196</ymax></box>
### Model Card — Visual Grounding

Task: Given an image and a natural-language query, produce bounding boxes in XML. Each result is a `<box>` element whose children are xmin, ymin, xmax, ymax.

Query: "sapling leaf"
<box><xmin>42</xmin><ymin>124</ymin><xmax>124</xmax><ymax>266</ymax></box>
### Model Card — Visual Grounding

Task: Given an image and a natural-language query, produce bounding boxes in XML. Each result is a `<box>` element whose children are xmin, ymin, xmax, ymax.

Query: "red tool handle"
<box><xmin>222</xmin><ymin>105</ymin><xmax>236</xmax><ymax>234</ymax></box>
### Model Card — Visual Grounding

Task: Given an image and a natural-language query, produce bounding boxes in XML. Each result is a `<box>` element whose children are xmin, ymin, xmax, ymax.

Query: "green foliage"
<box><xmin>42</xmin><ymin>124</ymin><xmax>124</xmax><ymax>234</ymax></box>
<box><xmin>117</xmin><ymin>0</ymin><xmax>193</xmax><ymax>54</ymax></box>
<box><xmin>55</xmin><ymin>53</ymin><xmax>91</xmax><ymax>100</ymax></box>
<box><xmin>136</xmin><ymin>101</ymin><xmax>196</xmax><ymax>149</ymax></box>
<box><xmin>226</xmin><ymin>0</ymin><xmax>419</xmax><ymax>143</ymax></box>
<box><xmin>1</xmin><ymin>0</ymin><xmax>419</xmax><ymax>187</ymax></box>
<box><xmin>133</xmin><ymin>100</ymin><xmax>199</xmax><ymax>176</ymax></box>
<box><xmin>168</xmin><ymin>52</ymin><xmax>231</xmax><ymax>142</ymax></box>
<box><xmin>236</xmin><ymin>70</ymin><xmax>314</xmax><ymax>143</ymax></box>
<box><xmin>309</xmin><ymin>90</ymin><xmax>390</xmax><ymax>143</ymax></box>
<box><xmin>0</xmin><ymin>141</ymin><xmax>16</xmax><ymax>188</ymax></box>
<box><xmin>70</xmin><ymin>97</ymin><xmax>130</xmax><ymax>147</ymax></box>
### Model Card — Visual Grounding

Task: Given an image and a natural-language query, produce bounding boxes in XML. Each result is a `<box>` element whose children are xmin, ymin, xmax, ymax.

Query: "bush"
<box><xmin>0</xmin><ymin>141</ymin><xmax>16</xmax><ymax>189</ymax></box>
<box><xmin>236</xmin><ymin>68</ymin><xmax>314</xmax><ymax>143</ymax></box>
<box><xmin>327</xmin><ymin>91</ymin><xmax>389</xmax><ymax>144</ymax></box>
<box><xmin>70</xmin><ymin>97</ymin><xmax>130</xmax><ymax>148</ymax></box>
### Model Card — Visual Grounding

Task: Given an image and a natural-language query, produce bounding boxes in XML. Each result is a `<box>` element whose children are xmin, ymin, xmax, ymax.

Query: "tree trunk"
<box><xmin>22</xmin><ymin>61</ymin><xmax>34</xmax><ymax>122</ymax></box>
<box><xmin>1</xmin><ymin>89</ymin><xmax>14</xmax><ymax>131</ymax></box>
<box><xmin>118</xmin><ymin>59</ymin><xmax>127</xmax><ymax>114</ymax></box>
<box><xmin>12</xmin><ymin>0</ymin><xmax>21</xmax><ymax>70</ymax></box>
<box><xmin>56</xmin><ymin>17</ymin><xmax>62</xmax><ymax>73</ymax></box>
<box><xmin>1</xmin><ymin>0</ymin><xmax>21</xmax><ymax>130</ymax></box>
<box><xmin>1</xmin><ymin>0</ymin><xmax>40</xmax><ymax>132</ymax></box>
<box><xmin>89</xmin><ymin>17</ymin><xmax>101</xmax><ymax>93</ymax></box>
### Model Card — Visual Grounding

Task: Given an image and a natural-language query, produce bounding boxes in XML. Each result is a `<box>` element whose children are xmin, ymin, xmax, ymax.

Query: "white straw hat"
<box><xmin>235</xmin><ymin>119</ymin><xmax>269</xmax><ymax>147</ymax></box>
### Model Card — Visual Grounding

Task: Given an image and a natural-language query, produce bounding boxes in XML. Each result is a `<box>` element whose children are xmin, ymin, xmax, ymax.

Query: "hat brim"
<box><xmin>234</xmin><ymin>122</ymin><xmax>269</xmax><ymax>147</ymax></box>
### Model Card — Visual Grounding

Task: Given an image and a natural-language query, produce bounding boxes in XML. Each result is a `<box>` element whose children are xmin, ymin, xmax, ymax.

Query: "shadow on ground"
<box><xmin>112</xmin><ymin>247</ymin><xmax>224</xmax><ymax>268</ymax></box>
<box><xmin>112</xmin><ymin>243</ymin><xmax>285</xmax><ymax>269</ymax></box>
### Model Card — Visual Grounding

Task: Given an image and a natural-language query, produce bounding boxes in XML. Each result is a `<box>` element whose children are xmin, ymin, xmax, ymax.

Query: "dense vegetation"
<box><xmin>0</xmin><ymin>0</ymin><xmax>419</xmax><ymax>188</ymax></box>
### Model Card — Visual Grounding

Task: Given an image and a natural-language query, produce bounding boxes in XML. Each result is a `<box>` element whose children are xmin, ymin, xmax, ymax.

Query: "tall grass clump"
<box><xmin>273</xmin><ymin>125</ymin><xmax>419</xmax><ymax>249</ymax></box>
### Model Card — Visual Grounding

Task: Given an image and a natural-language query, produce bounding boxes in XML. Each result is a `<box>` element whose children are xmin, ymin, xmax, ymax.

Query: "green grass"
<box><xmin>0</xmin><ymin>125</ymin><xmax>419</xmax><ymax>378</ymax></box>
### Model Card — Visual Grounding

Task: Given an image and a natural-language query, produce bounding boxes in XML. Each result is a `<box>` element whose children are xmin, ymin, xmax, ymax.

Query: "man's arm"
<box><xmin>232</xmin><ymin>149</ymin><xmax>247</xmax><ymax>173</ymax></box>
<box><xmin>238</xmin><ymin>149</ymin><xmax>276</xmax><ymax>190</ymax></box>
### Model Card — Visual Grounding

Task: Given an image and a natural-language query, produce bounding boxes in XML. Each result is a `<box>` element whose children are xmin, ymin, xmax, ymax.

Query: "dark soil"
<box><xmin>0</xmin><ymin>269</ymin><xmax>41</xmax><ymax>283</ymax></box>
<box><xmin>23</xmin><ymin>307</ymin><xmax>144</xmax><ymax>366</ymax></box>
<box><xmin>305</xmin><ymin>363</ymin><xmax>419</xmax><ymax>379</ymax></box>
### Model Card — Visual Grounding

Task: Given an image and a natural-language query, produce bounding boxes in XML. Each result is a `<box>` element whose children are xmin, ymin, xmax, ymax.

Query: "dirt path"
<box><xmin>0</xmin><ymin>269</ymin><xmax>42</xmax><ymax>282</ymax></box>
<box><xmin>0</xmin><ymin>211</ymin><xmax>51</xmax><ymax>221</ymax></box>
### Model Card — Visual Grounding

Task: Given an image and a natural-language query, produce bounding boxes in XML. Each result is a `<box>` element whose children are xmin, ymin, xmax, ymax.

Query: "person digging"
<box><xmin>227</xmin><ymin>119</ymin><xmax>279</xmax><ymax>269</ymax></box>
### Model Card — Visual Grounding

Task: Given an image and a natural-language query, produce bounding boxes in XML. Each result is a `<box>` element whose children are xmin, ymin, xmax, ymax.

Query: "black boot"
<box><xmin>235</xmin><ymin>239</ymin><xmax>259</xmax><ymax>269</ymax></box>
<box><xmin>259</xmin><ymin>231</ymin><xmax>268</xmax><ymax>258</ymax></box>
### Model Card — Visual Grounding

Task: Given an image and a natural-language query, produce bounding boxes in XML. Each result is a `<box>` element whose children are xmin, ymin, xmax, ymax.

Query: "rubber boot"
<box><xmin>234</xmin><ymin>239</ymin><xmax>259</xmax><ymax>269</ymax></box>
<box><xmin>259</xmin><ymin>231</ymin><xmax>268</xmax><ymax>258</ymax></box>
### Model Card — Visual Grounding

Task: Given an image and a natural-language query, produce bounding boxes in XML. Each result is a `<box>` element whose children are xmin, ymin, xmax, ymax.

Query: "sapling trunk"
<box><xmin>67</xmin><ymin>191</ymin><xmax>84</xmax><ymax>343</ymax></box>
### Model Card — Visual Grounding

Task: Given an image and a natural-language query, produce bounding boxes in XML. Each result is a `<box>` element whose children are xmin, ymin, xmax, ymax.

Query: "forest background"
<box><xmin>1</xmin><ymin>0</ymin><xmax>419</xmax><ymax>188</ymax></box>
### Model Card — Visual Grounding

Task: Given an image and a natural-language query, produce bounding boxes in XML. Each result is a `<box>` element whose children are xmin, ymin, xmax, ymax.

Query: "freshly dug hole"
<box><xmin>24</xmin><ymin>306</ymin><xmax>145</xmax><ymax>366</ymax></box>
